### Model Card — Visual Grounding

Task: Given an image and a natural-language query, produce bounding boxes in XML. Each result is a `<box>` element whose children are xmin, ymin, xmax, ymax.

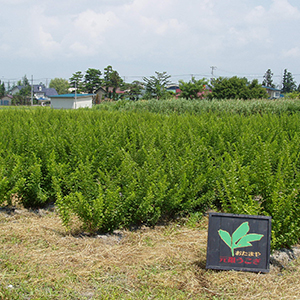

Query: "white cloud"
<box><xmin>69</xmin><ymin>41</ymin><xmax>96</xmax><ymax>56</ymax></box>
<box><xmin>0</xmin><ymin>43</ymin><xmax>10</xmax><ymax>52</ymax></box>
<box><xmin>74</xmin><ymin>9</ymin><xmax>119</xmax><ymax>39</ymax></box>
<box><xmin>38</xmin><ymin>27</ymin><xmax>61</xmax><ymax>53</ymax></box>
<box><xmin>124</xmin><ymin>0</ymin><xmax>174</xmax><ymax>17</ymax></box>
<box><xmin>1</xmin><ymin>0</ymin><xmax>300</xmax><ymax>83</ymax></box>
<box><xmin>270</xmin><ymin>0</ymin><xmax>300</xmax><ymax>20</ymax></box>
<box><xmin>0</xmin><ymin>0</ymin><xmax>31</xmax><ymax>3</ymax></box>
<box><xmin>283</xmin><ymin>47</ymin><xmax>300</xmax><ymax>58</ymax></box>
<box><xmin>139</xmin><ymin>16</ymin><xmax>186</xmax><ymax>36</ymax></box>
<box><xmin>245</xmin><ymin>6</ymin><xmax>266</xmax><ymax>24</ymax></box>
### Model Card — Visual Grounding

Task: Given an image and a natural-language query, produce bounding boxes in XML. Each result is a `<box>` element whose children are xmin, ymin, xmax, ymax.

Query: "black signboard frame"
<box><xmin>206</xmin><ymin>212</ymin><xmax>272</xmax><ymax>273</ymax></box>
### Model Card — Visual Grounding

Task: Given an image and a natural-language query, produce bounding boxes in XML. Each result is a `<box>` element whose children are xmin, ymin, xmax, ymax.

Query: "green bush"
<box><xmin>1</xmin><ymin>105</ymin><xmax>300</xmax><ymax>249</ymax></box>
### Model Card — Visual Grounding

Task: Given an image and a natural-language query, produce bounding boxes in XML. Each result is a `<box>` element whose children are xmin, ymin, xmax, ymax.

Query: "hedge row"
<box><xmin>1</xmin><ymin>106</ymin><xmax>300</xmax><ymax>249</ymax></box>
<box><xmin>94</xmin><ymin>98</ymin><xmax>300</xmax><ymax>115</ymax></box>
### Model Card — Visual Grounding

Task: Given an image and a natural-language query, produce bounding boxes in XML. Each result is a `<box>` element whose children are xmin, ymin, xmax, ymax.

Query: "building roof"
<box><xmin>50</xmin><ymin>94</ymin><xmax>94</xmax><ymax>98</ymax></box>
<box><xmin>262</xmin><ymin>86</ymin><xmax>281</xmax><ymax>92</ymax></box>
<box><xmin>1</xmin><ymin>95</ymin><xmax>13</xmax><ymax>99</ymax></box>
<box><xmin>33</xmin><ymin>85</ymin><xmax>58</xmax><ymax>96</ymax></box>
<box><xmin>11</xmin><ymin>85</ymin><xmax>58</xmax><ymax>97</ymax></box>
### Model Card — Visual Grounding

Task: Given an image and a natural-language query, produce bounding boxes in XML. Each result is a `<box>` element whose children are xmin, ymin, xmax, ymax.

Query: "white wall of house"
<box><xmin>10</xmin><ymin>87</ymin><xmax>21</xmax><ymax>95</ymax></box>
<box><xmin>50</xmin><ymin>95</ymin><xmax>93</xmax><ymax>109</ymax></box>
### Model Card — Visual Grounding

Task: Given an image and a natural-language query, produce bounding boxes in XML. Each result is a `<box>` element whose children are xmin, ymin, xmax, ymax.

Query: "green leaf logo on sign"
<box><xmin>218</xmin><ymin>222</ymin><xmax>264</xmax><ymax>256</ymax></box>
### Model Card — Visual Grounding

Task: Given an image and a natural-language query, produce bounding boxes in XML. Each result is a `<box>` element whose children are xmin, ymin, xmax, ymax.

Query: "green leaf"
<box><xmin>218</xmin><ymin>229</ymin><xmax>232</xmax><ymax>248</ymax></box>
<box><xmin>232</xmin><ymin>222</ymin><xmax>250</xmax><ymax>245</ymax></box>
<box><xmin>236</xmin><ymin>233</ymin><xmax>264</xmax><ymax>248</ymax></box>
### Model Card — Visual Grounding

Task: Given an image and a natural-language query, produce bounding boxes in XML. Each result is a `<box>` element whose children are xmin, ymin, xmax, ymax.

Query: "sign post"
<box><xmin>206</xmin><ymin>212</ymin><xmax>271</xmax><ymax>273</ymax></box>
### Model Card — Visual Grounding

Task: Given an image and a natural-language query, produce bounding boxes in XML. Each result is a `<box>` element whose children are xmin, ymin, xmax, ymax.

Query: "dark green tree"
<box><xmin>49</xmin><ymin>78</ymin><xmax>69</xmax><ymax>95</ymax></box>
<box><xmin>0</xmin><ymin>80</ymin><xmax>5</xmax><ymax>97</ymax></box>
<box><xmin>18</xmin><ymin>75</ymin><xmax>31</xmax><ymax>101</ymax></box>
<box><xmin>143</xmin><ymin>71</ymin><xmax>171</xmax><ymax>99</ymax></box>
<box><xmin>83</xmin><ymin>68</ymin><xmax>102</xmax><ymax>94</ymax></box>
<box><xmin>17</xmin><ymin>75</ymin><xmax>30</xmax><ymax>88</ymax></box>
<box><xmin>179</xmin><ymin>77</ymin><xmax>209</xmax><ymax>100</ymax></box>
<box><xmin>69</xmin><ymin>71</ymin><xmax>84</xmax><ymax>93</ymax></box>
<box><xmin>248</xmin><ymin>79</ymin><xmax>269</xmax><ymax>98</ymax></box>
<box><xmin>103</xmin><ymin>65</ymin><xmax>124</xmax><ymax>100</ymax></box>
<box><xmin>282</xmin><ymin>69</ymin><xmax>297</xmax><ymax>93</ymax></box>
<box><xmin>262</xmin><ymin>69</ymin><xmax>275</xmax><ymax>88</ymax></box>
<box><xmin>123</xmin><ymin>81</ymin><xmax>143</xmax><ymax>101</ymax></box>
<box><xmin>11</xmin><ymin>75</ymin><xmax>31</xmax><ymax>105</ymax></box>
<box><xmin>210</xmin><ymin>76</ymin><xmax>268</xmax><ymax>99</ymax></box>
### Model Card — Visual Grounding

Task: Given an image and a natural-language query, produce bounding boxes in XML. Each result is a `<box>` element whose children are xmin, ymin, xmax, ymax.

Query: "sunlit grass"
<box><xmin>0</xmin><ymin>209</ymin><xmax>299</xmax><ymax>299</ymax></box>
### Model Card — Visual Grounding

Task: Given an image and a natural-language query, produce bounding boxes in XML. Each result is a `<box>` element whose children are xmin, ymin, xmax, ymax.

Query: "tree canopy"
<box><xmin>125</xmin><ymin>81</ymin><xmax>143</xmax><ymax>101</ymax></box>
<box><xmin>49</xmin><ymin>78</ymin><xmax>69</xmax><ymax>95</ymax></box>
<box><xmin>262</xmin><ymin>69</ymin><xmax>275</xmax><ymax>88</ymax></box>
<box><xmin>0</xmin><ymin>80</ymin><xmax>5</xmax><ymax>97</ymax></box>
<box><xmin>210</xmin><ymin>76</ymin><xmax>268</xmax><ymax>99</ymax></box>
<box><xmin>69</xmin><ymin>71</ymin><xmax>84</xmax><ymax>93</ymax></box>
<box><xmin>143</xmin><ymin>71</ymin><xmax>171</xmax><ymax>99</ymax></box>
<box><xmin>103</xmin><ymin>65</ymin><xmax>124</xmax><ymax>100</ymax></box>
<box><xmin>84</xmin><ymin>68</ymin><xmax>102</xmax><ymax>94</ymax></box>
<box><xmin>178</xmin><ymin>77</ymin><xmax>209</xmax><ymax>100</ymax></box>
<box><xmin>282</xmin><ymin>69</ymin><xmax>297</xmax><ymax>93</ymax></box>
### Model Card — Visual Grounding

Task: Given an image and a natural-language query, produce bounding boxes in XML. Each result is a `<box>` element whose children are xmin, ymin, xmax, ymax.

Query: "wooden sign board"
<box><xmin>206</xmin><ymin>212</ymin><xmax>271</xmax><ymax>273</ymax></box>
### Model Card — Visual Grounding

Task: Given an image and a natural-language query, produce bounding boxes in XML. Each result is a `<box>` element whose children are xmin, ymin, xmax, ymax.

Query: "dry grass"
<box><xmin>0</xmin><ymin>208</ymin><xmax>300</xmax><ymax>299</ymax></box>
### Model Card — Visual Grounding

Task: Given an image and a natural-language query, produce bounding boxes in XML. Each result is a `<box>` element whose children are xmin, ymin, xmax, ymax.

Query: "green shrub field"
<box><xmin>1</xmin><ymin>99</ymin><xmax>300</xmax><ymax>250</ymax></box>
<box><xmin>93</xmin><ymin>98</ymin><xmax>300</xmax><ymax>115</ymax></box>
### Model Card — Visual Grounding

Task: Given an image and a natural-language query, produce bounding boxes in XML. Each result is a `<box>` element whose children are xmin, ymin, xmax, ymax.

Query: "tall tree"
<box><xmin>12</xmin><ymin>75</ymin><xmax>31</xmax><ymax>105</ymax></box>
<box><xmin>19</xmin><ymin>75</ymin><xmax>31</xmax><ymax>98</ymax></box>
<box><xmin>126</xmin><ymin>81</ymin><xmax>143</xmax><ymax>101</ymax></box>
<box><xmin>262</xmin><ymin>69</ymin><xmax>275</xmax><ymax>88</ymax></box>
<box><xmin>69</xmin><ymin>71</ymin><xmax>84</xmax><ymax>93</ymax></box>
<box><xmin>49</xmin><ymin>78</ymin><xmax>69</xmax><ymax>95</ymax></box>
<box><xmin>179</xmin><ymin>77</ymin><xmax>209</xmax><ymax>100</ymax></box>
<box><xmin>0</xmin><ymin>80</ymin><xmax>5</xmax><ymax>97</ymax></box>
<box><xmin>84</xmin><ymin>68</ymin><xmax>102</xmax><ymax>94</ymax></box>
<box><xmin>282</xmin><ymin>69</ymin><xmax>297</xmax><ymax>93</ymax></box>
<box><xmin>103</xmin><ymin>65</ymin><xmax>124</xmax><ymax>100</ymax></box>
<box><xmin>143</xmin><ymin>71</ymin><xmax>171</xmax><ymax>99</ymax></box>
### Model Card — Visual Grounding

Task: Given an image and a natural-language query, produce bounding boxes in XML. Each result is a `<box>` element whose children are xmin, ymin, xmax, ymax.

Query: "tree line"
<box><xmin>262</xmin><ymin>68</ymin><xmax>300</xmax><ymax>94</ymax></box>
<box><xmin>50</xmin><ymin>67</ymin><xmax>300</xmax><ymax>100</ymax></box>
<box><xmin>2</xmin><ymin>67</ymin><xmax>300</xmax><ymax>104</ymax></box>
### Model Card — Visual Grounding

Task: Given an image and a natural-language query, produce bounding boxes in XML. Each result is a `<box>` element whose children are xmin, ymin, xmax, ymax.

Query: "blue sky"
<box><xmin>1</xmin><ymin>0</ymin><xmax>300</xmax><ymax>87</ymax></box>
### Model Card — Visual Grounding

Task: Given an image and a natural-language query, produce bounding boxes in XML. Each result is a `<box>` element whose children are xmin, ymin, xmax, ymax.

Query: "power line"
<box><xmin>3</xmin><ymin>69</ymin><xmax>300</xmax><ymax>87</ymax></box>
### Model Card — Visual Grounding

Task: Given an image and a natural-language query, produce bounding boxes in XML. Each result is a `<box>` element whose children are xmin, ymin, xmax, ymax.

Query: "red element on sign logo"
<box><xmin>219</xmin><ymin>256</ymin><xmax>261</xmax><ymax>266</ymax></box>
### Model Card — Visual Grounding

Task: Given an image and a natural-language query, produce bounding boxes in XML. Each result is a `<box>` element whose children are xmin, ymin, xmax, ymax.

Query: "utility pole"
<box><xmin>31</xmin><ymin>75</ymin><xmax>34</xmax><ymax>106</ymax></box>
<box><xmin>210</xmin><ymin>66</ymin><xmax>217</xmax><ymax>78</ymax></box>
<box><xmin>75</xmin><ymin>81</ymin><xmax>77</xmax><ymax>109</ymax></box>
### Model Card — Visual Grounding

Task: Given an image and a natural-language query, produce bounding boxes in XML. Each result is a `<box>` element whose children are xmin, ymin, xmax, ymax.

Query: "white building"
<box><xmin>262</xmin><ymin>86</ymin><xmax>282</xmax><ymax>99</ymax></box>
<box><xmin>50</xmin><ymin>94</ymin><xmax>93</xmax><ymax>109</ymax></box>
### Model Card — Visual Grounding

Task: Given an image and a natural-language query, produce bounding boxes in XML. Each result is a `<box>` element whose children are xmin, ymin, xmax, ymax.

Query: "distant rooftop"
<box><xmin>262</xmin><ymin>86</ymin><xmax>281</xmax><ymax>91</ymax></box>
<box><xmin>50</xmin><ymin>94</ymin><xmax>94</xmax><ymax>98</ymax></box>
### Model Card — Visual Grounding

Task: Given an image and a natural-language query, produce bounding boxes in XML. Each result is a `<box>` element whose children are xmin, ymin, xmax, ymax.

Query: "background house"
<box><xmin>94</xmin><ymin>87</ymin><xmax>127</xmax><ymax>103</ymax></box>
<box><xmin>262</xmin><ymin>86</ymin><xmax>282</xmax><ymax>99</ymax></box>
<box><xmin>33</xmin><ymin>85</ymin><xmax>58</xmax><ymax>100</ymax></box>
<box><xmin>11</xmin><ymin>85</ymin><xmax>58</xmax><ymax>100</ymax></box>
<box><xmin>0</xmin><ymin>95</ymin><xmax>13</xmax><ymax>106</ymax></box>
<box><xmin>50</xmin><ymin>94</ymin><xmax>93</xmax><ymax>109</ymax></box>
